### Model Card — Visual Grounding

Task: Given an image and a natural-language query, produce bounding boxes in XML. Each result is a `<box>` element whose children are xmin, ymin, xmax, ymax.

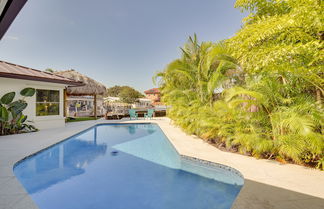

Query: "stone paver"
<box><xmin>0</xmin><ymin>117</ymin><xmax>323</xmax><ymax>209</ymax></box>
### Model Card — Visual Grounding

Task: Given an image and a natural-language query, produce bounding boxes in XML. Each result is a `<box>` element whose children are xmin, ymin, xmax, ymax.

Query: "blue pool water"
<box><xmin>14</xmin><ymin>124</ymin><xmax>243</xmax><ymax>209</ymax></box>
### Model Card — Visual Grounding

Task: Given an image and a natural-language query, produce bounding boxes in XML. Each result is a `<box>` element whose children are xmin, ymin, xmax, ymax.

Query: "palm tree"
<box><xmin>154</xmin><ymin>35</ymin><xmax>324</xmax><ymax>168</ymax></box>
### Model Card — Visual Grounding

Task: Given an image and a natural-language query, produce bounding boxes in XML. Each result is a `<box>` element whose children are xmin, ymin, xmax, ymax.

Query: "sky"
<box><xmin>0</xmin><ymin>0</ymin><xmax>245</xmax><ymax>92</ymax></box>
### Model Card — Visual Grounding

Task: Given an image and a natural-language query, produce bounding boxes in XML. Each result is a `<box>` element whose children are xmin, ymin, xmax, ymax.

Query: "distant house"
<box><xmin>104</xmin><ymin>97</ymin><xmax>152</xmax><ymax>113</ymax></box>
<box><xmin>103</xmin><ymin>97</ymin><xmax>131</xmax><ymax>117</ymax></box>
<box><xmin>105</xmin><ymin>96</ymin><xmax>121</xmax><ymax>103</ymax></box>
<box><xmin>0</xmin><ymin>61</ymin><xmax>83</xmax><ymax>129</ymax></box>
<box><xmin>144</xmin><ymin>88</ymin><xmax>167</xmax><ymax>113</ymax></box>
<box><xmin>132</xmin><ymin>98</ymin><xmax>152</xmax><ymax>108</ymax></box>
<box><xmin>144</xmin><ymin>88</ymin><xmax>161</xmax><ymax>105</ymax></box>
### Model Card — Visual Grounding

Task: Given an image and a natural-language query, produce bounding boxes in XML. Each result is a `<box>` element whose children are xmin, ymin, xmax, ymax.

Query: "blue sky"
<box><xmin>0</xmin><ymin>0</ymin><xmax>245</xmax><ymax>92</ymax></box>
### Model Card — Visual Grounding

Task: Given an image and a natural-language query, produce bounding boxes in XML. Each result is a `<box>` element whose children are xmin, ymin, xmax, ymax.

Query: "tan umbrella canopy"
<box><xmin>55</xmin><ymin>70</ymin><xmax>107</xmax><ymax>118</ymax></box>
<box><xmin>55</xmin><ymin>70</ymin><xmax>106</xmax><ymax>96</ymax></box>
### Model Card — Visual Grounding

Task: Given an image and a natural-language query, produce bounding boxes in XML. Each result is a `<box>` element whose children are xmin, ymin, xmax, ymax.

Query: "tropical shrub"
<box><xmin>154</xmin><ymin>8</ymin><xmax>324</xmax><ymax>168</ymax></box>
<box><xmin>155</xmin><ymin>34</ymin><xmax>323</xmax><ymax>168</ymax></box>
<box><xmin>229</xmin><ymin>0</ymin><xmax>323</xmax><ymax>102</ymax></box>
<box><xmin>154</xmin><ymin>0</ymin><xmax>324</xmax><ymax>169</ymax></box>
<box><xmin>0</xmin><ymin>88</ymin><xmax>38</xmax><ymax>135</ymax></box>
<box><xmin>228</xmin><ymin>0</ymin><xmax>324</xmax><ymax>166</ymax></box>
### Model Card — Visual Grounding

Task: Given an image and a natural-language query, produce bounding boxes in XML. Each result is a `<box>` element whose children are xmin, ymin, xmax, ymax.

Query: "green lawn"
<box><xmin>66</xmin><ymin>117</ymin><xmax>98</xmax><ymax>123</ymax></box>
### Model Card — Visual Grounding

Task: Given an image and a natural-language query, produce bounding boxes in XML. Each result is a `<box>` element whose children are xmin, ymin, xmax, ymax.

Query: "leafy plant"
<box><xmin>0</xmin><ymin>88</ymin><xmax>38</xmax><ymax>135</ymax></box>
<box><xmin>106</xmin><ymin>85</ymin><xmax>144</xmax><ymax>104</ymax></box>
<box><xmin>153</xmin><ymin>0</ymin><xmax>324</xmax><ymax>169</ymax></box>
<box><xmin>316</xmin><ymin>158</ymin><xmax>324</xmax><ymax>170</ymax></box>
<box><xmin>154</xmin><ymin>33</ymin><xmax>323</xmax><ymax>169</ymax></box>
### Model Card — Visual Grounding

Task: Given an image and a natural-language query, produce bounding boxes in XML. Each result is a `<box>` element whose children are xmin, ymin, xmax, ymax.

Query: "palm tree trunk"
<box><xmin>316</xmin><ymin>88</ymin><xmax>322</xmax><ymax>105</ymax></box>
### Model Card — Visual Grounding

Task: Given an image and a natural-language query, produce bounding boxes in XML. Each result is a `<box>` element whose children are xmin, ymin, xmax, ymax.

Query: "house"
<box><xmin>132</xmin><ymin>98</ymin><xmax>152</xmax><ymax>108</ymax></box>
<box><xmin>105</xmin><ymin>96</ymin><xmax>121</xmax><ymax>103</ymax></box>
<box><xmin>144</xmin><ymin>88</ymin><xmax>167</xmax><ymax>115</ymax></box>
<box><xmin>103</xmin><ymin>97</ymin><xmax>131</xmax><ymax>118</ymax></box>
<box><xmin>144</xmin><ymin>88</ymin><xmax>161</xmax><ymax>105</ymax></box>
<box><xmin>0</xmin><ymin>60</ymin><xmax>83</xmax><ymax>129</ymax></box>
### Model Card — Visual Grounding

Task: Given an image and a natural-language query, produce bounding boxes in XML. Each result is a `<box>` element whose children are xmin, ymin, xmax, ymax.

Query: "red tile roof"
<box><xmin>0</xmin><ymin>60</ymin><xmax>84</xmax><ymax>86</ymax></box>
<box><xmin>144</xmin><ymin>88</ymin><xmax>160</xmax><ymax>94</ymax></box>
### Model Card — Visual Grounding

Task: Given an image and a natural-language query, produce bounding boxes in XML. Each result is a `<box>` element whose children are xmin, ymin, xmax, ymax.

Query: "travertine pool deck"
<box><xmin>0</xmin><ymin>118</ymin><xmax>323</xmax><ymax>209</ymax></box>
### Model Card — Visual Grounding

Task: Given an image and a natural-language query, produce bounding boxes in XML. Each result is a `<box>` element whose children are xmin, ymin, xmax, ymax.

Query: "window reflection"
<box><xmin>36</xmin><ymin>89</ymin><xmax>60</xmax><ymax>116</ymax></box>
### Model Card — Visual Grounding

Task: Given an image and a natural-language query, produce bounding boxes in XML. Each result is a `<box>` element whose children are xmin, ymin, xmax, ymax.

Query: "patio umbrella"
<box><xmin>55</xmin><ymin>70</ymin><xmax>106</xmax><ymax>118</ymax></box>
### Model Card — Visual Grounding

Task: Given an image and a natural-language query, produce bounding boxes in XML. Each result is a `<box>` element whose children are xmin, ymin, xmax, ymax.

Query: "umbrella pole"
<box><xmin>64</xmin><ymin>89</ymin><xmax>68</xmax><ymax>117</ymax></box>
<box><xmin>94</xmin><ymin>94</ymin><xmax>97</xmax><ymax>119</ymax></box>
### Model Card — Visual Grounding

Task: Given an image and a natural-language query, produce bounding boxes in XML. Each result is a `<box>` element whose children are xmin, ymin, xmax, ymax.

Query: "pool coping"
<box><xmin>0</xmin><ymin>118</ymin><xmax>323</xmax><ymax>209</ymax></box>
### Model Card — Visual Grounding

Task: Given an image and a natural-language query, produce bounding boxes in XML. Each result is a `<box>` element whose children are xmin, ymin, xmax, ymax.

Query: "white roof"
<box><xmin>138</xmin><ymin>98</ymin><xmax>152</xmax><ymax>102</ymax></box>
<box><xmin>104</xmin><ymin>97</ymin><xmax>121</xmax><ymax>102</ymax></box>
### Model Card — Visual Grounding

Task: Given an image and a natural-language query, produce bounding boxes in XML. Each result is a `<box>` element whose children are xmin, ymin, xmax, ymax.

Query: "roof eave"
<box><xmin>0</xmin><ymin>72</ymin><xmax>85</xmax><ymax>86</ymax></box>
<box><xmin>0</xmin><ymin>0</ymin><xmax>28</xmax><ymax>40</ymax></box>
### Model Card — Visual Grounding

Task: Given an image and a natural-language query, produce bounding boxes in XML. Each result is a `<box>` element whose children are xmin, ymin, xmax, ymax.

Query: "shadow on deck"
<box><xmin>232</xmin><ymin>179</ymin><xmax>324</xmax><ymax>209</ymax></box>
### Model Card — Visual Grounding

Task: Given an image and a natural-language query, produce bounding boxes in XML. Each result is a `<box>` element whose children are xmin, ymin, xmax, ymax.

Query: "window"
<box><xmin>36</xmin><ymin>89</ymin><xmax>60</xmax><ymax>116</ymax></box>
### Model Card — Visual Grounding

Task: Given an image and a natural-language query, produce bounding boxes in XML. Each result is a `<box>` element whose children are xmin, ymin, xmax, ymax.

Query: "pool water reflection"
<box><xmin>14</xmin><ymin>124</ymin><xmax>243</xmax><ymax>209</ymax></box>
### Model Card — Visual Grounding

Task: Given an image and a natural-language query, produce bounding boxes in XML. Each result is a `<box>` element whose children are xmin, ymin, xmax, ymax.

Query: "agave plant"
<box><xmin>0</xmin><ymin>88</ymin><xmax>37</xmax><ymax>135</ymax></box>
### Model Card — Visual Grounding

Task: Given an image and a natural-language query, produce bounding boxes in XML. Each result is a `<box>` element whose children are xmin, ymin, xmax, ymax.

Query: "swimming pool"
<box><xmin>14</xmin><ymin>123</ymin><xmax>244</xmax><ymax>209</ymax></box>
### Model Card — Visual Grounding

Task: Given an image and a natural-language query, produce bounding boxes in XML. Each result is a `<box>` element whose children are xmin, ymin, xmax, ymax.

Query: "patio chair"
<box><xmin>128</xmin><ymin>109</ymin><xmax>138</xmax><ymax>120</ymax></box>
<box><xmin>144</xmin><ymin>109</ymin><xmax>154</xmax><ymax>120</ymax></box>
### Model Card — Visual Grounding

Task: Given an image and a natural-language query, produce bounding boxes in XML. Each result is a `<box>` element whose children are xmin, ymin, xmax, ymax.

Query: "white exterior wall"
<box><xmin>0</xmin><ymin>77</ymin><xmax>67</xmax><ymax>130</ymax></box>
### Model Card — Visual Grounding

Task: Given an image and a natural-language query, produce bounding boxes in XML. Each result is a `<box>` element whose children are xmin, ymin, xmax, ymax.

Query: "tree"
<box><xmin>154</xmin><ymin>36</ymin><xmax>241</xmax><ymax>134</ymax></box>
<box><xmin>44</xmin><ymin>68</ymin><xmax>55</xmax><ymax>73</ymax></box>
<box><xmin>119</xmin><ymin>87</ymin><xmax>144</xmax><ymax>104</ymax></box>
<box><xmin>153</xmin><ymin>0</ymin><xmax>324</xmax><ymax>169</ymax></box>
<box><xmin>106</xmin><ymin>85</ymin><xmax>144</xmax><ymax>103</ymax></box>
<box><xmin>229</xmin><ymin>0</ymin><xmax>324</xmax><ymax>103</ymax></box>
<box><xmin>106</xmin><ymin>85</ymin><xmax>122</xmax><ymax>97</ymax></box>
<box><xmin>224</xmin><ymin>0</ymin><xmax>324</xmax><ymax>164</ymax></box>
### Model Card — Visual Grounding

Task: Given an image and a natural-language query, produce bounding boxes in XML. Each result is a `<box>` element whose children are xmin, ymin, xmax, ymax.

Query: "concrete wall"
<box><xmin>0</xmin><ymin>77</ymin><xmax>67</xmax><ymax>129</ymax></box>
